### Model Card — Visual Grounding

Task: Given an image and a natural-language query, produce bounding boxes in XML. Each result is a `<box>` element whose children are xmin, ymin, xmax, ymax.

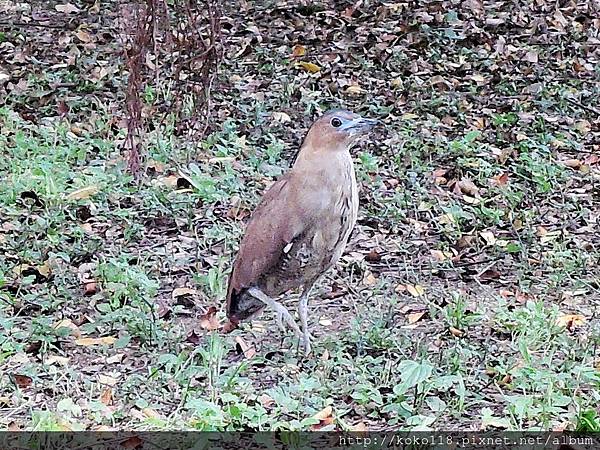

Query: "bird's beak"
<box><xmin>342</xmin><ymin>116</ymin><xmax>380</xmax><ymax>134</ymax></box>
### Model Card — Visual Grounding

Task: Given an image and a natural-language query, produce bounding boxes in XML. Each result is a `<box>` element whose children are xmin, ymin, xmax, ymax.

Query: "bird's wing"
<box><xmin>226</xmin><ymin>172</ymin><xmax>324</xmax><ymax>318</ymax></box>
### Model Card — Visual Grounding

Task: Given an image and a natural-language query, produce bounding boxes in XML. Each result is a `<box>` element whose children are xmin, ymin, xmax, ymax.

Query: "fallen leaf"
<box><xmin>99</xmin><ymin>388</ymin><xmax>112</xmax><ymax>406</ymax></box>
<box><xmin>98</xmin><ymin>374</ymin><xmax>118</xmax><ymax>386</ymax></box>
<box><xmin>297</xmin><ymin>61</ymin><xmax>321</xmax><ymax>73</ymax></box>
<box><xmin>12</xmin><ymin>374</ymin><xmax>32</xmax><ymax>388</ymax></box>
<box><xmin>491</xmin><ymin>172</ymin><xmax>509</xmax><ymax>186</ymax></box>
<box><xmin>186</xmin><ymin>330</ymin><xmax>202</xmax><ymax>345</ymax></box>
<box><xmin>556</xmin><ymin>314</ymin><xmax>586</xmax><ymax>330</ymax></box>
<box><xmin>272</xmin><ymin>111</ymin><xmax>291</xmax><ymax>123</ymax></box>
<box><xmin>221</xmin><ymin>320</ymin><xmax>238</xmax><ymax>333</ymax></box>
<box><xmin>121</xmin><ymin>436</ymin><xmax>143</xmax><ymax>450</ymax></box>
<box><xmin>310</xmin><ymin>405</ymin><xmax>334</xmax><ymax>430</ymax></box>
<box><xmin>430</xmin><ymin>250</ymin><xmax>452</xmax><ymax>262</ymax></box>
<box><xmin>351</xmin><ymin>422</ymin><xmax>368</xmax><ymax>432</ymax></box>
<box><xmin>75</xmin><ymin>29</ymin><xmax>93</xmax><ymax>43</ymax></box>
<box><xmin>291</xmin><ymin>44</ymin><xmax>306</xmax><ymax>57</ymax></box>
<box><xmin>55</xmin><ymin>3</ymin><xmax>80</xmax><ymax>13</ymax></box>
<box><xmin>363</xmin><ymin>272</ymin><xmax>377</xmax><ymax>286</ymax></box>
<box><xmin>234</xmin><ymin>336</ymin><xmax>256</xmax><ymax>359</ymax></box>
<box><xmin>258</xmin><ymin>394</ymin><xmax>274</xmax><ymax>408</ymax></box>
<box><xmin>54</xmin><ymin>319</ymin><xmax>81</xmax><ymax>338</ymax></box>
<box><xmin>75</xmin><ymin>337</ymin><xmax>116</xmax><ymax>346</ymax></box>
<box><xmin>157</xmin><ymin>175</ymin><xmax>180</xmax><ymax>187</ymax></box>
<box><xmin>106</xmin><ymin>354</ymin><xmax>124</xmax><ymax>364</ymax></box>
<box><xmin>171</xmin><ymin>287</ymin><xmax>197</xmax><ymax>300</ymax></box>
<box><xmin>318</xmin><ymin>317</ymin><xmax>333</xmax><ymax>326</ymax></box>
<box><xmin>142</xmin><ymin>408</ymin><xmax>162</xmax><ymax>419</ymax></box>
<box><xmin>407</xmin><ymin>311</ymin><xmax>426</xmax><ymax>324</ymax></box>
<box><xmin>395</xmin><ymin>284</ymin><xmax>407</xmax><ymax>293</ymax></box>
<box><xmin>65</xmin><ymin>185</ymin><xmax>100</xmax><ymax>201</ymax></box>
<box><xmin>479</xmin><ymin>269</ymin><xmax>501</xmax><ymax>281</ymax></box>
<box><xmin>46</xmin><ymin>355</ymin><xmax>70</xmax><ymax>366</ymax></box>
<box><xmin>83</xmin><ymin>281</ymin><xmax>98</xmax><ymax>295</ymax></box>
<box><xmin>458</xmin><ymin>178</ymin><xmax>479</xmax><ymax>196</ymax></box>
<box><xmin>449</xmin><ymin>326</ymin><xmax>464</xmax><ymax>337</ymax></box>
<box><xmin>480</xmin><ymin>231</ymin><xmax>496</xmax><ymax>246</ymax></box>
<box><xmin>364</xmin><ymin>249</ymin><xmax>381</xmax><ymax>262</ymax></box>
<box><xmin>562</xmin><ymin>159</ymin><xmax>582</xmax><ymax>169</ymax></box>
<box><xmin>406</xmin><ymin>284</ymin><xmax>425</xmax><ymax>297</ymax></box>
<box><xmin>574</xmin><ymin>120</ymin><xmax>591</xmax><ymax>135</ymax></box>
<box><xmin>199</xmin><ymin>306</ymin><xmax>219</xmax><ymax>331</ymax></box>
<box><xmin>345</xmin><ymin>83</ymin><xmax>364</xmax><ymax>95</ymax></box>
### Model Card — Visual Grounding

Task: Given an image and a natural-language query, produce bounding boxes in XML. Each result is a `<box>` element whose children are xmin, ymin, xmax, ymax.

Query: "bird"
<box><xmin>225</xmin><ymin>109</ymin><xmax>379</xmax><ymax>354</ymax></box>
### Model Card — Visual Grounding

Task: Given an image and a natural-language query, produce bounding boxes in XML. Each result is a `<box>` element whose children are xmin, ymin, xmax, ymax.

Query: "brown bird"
<box><xmin>225</xmin><ymin>110</ymin><xmax>378</xmax><ymax>353</ymax></box>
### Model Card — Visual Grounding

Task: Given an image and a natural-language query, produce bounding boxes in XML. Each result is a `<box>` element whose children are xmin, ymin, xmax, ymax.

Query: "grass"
<box><xmin>1</xmin><ymin>88</ymin><xmax>599</xmax><ymax>432</ymax></box>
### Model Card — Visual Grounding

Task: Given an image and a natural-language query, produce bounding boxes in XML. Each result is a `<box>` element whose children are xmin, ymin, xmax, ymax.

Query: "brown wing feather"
<box><xmin>226</xmin><ymin>173</ymin><xmax>306</xmax><ymax>320</ymax></box>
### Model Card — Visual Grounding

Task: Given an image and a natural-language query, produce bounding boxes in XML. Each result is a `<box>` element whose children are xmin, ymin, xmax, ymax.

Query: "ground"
<box><xmin>0</xmin><ymin>0</ymin><xmax>599</xmax><ymax>432</ymax></box>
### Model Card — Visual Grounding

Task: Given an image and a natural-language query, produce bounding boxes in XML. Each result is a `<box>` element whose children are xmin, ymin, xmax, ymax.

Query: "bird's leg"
<box><xmin>298</xmin><ymin>283</ymin><xmax>315</xmax><ymax>355</ymax></box>
<box><xmin>248</xmin><ymin>287</ymin><xmax>301</xmax><ymax>337</ymax></box>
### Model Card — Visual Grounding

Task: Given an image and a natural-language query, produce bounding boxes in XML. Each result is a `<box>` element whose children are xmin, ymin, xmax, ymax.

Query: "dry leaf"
<box><xmin>142</xmin><ymin>408</ymin><xmax>162</xmax><ymax>419</ymax></box>
<box><xmin>83</xmin><ymin>281</ymin><xmax>98</xmax><ymax>295</ymax></box>
<box><xmin>99</xmin><ymin>388</ymin><xmax>112</xmax><ymax>406</ymax></box>
<box><xmin>449</xmin><ymin>326</ymin><xmax>464</xmax><ymax>337</ymax></box>
<box><xmin>430</xmin><ymin>250</ymin><xmax>451</xmax><ymax>262</ymax></box>
<box><xmin>222</xmin><ymin>320</ymin><xmax>238</xmax><ymax>333</ymax></box>
<box><xmin>574</xmin><ymin>120</ymin><xmax>591</xmax><ymax>135</ymax></box>
<box><xmin>98</xmin><ymin>374</ymin><xmax>118</xmax><ymax>386</ymax></box>
<box><xmin>54</xmin><ymin>319</ymin><xmax>81</xmax><ymax>338</ymax></box>
<box><xmin>556</xmin><ymin>314</ymin><xmax>586</xmax><ymax>330</ymax></box>
<box><xmin>75</xmin><ymin>336</ymin><xmax>116</xmax><ymax>346</ymax></box>
<box><xmin>55</xmin><ymin>3</ymin><xmax>80</xmax><ymax>13</ymax></box>
<box><xmin>395</xmin><ymin>284</ymin><xmax>407</xmax><ymax>293</ymax></box>
<box><xmin>199</xmin><ymin>306</ymin><xmax>219</xmax><ymax>331</ymax></box>
<box><xmin>75</xmin><ymin>29</ymin><xmax>93</xmax><ymax>43</ymax></box>
<box><xmin>363</xmin><ymin>272</ymin><xmax>377</xmax><ymax>286</ymax></box>
<box><xmin>310</xmin><ymin>406</ymin><xmax>334</xmax><ymax>430</ymax></box>
<box><xmin>297</xmin><ymin>61</ymin><xmax>321</xmax><ymax>73</ymax></box>
<box><xmin>480</xmin><ymin>231</ymin><xmax>496</xmax><ymax>246</ymax></box>
<box><xmin>351</xmin><ymin>422</ymin><xmax>368</xmax><ymax>432</ymax></box>
<box><xmin>234</xmin><ymin>336</ymin><xmax>256</xmax><ymax>359</ymax></box>
<box><xmin>171</xmin><ymin>287</ymin><xmax>197</xmax><ymax>300</ymax></box>
<box><xmin>46</xmin><ymin>355</ymin><xmax>70</xmax><ymax>366</ymax></box>
<box><xmin>406</xmin><ymin>284</ymin><xmax>425</xmax><ymax>297</ymax></box>
<box><xmin>121</xmin><ymin>436</ymin><xmax>143</xmax><ymax>450</ymax></box>
<box><xmin>345</xmin><ymin>83</ymin><xmax>364</xmax><ymax>95</ymax></box>
<box><xmin>37</xmin><ymin>261</ymin><xmax>51</xmax><ymax>277</ymax></box>
<box><xmin>318</xmin><ymin>317</ymin><xmax>333</xmax><ymax>326</ymax></box>
<box><xmin>458</xmin><ymin>178</ymin><xmax>479</xmax><ymax>196</ymax></box>
<box><xmin>562</xmin><ymin>159</ymin><xmax>582</xmax><ymax>169</ymax></box>
<box><xmin>407</xmin><ymin>311</ymin><xmax>426</xmax><ymax>324</ymax></box>
<box><xmin>272</xmin><ymin>111</ymin><xmax>291</xmax><ymax>123</ymax></box>
<box><xmin>65</xmin><ymin>185</ymin><xmax>100</xmax><ymax>201</ymax></box>
<box><xmin>258</xmin><ymin>394</ymin><xmax>274</xmax><ymax>408</ymax></box>
<box><xmin>491</xmin><ymin>172</ymin><xmax>509</xmax><ymax>186</ymax></box>
<box><xmin>157</xmin><ymin>175</ymin><xmax>180</xmax><ymax>187</ymax></box>
<box><xmin>291</xmin><ymin>44</ymin><xmax>306</xmax><ymax>57</ymax></box>
<box><xmin>12</xmin><ymin>374</ymin><xmax>32</xmax><ymax>388</ymax></box>
<box><xmin>364</xmin><ymin>249</ymin><xmax>381</xmax><ymax>262</ymax></box>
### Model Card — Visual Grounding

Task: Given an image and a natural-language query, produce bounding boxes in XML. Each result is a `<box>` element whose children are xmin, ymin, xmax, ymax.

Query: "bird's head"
<box><xmin>302</xmin><ymin>109</ymin><xmax>379</xmax><ymax>152</ymax></box>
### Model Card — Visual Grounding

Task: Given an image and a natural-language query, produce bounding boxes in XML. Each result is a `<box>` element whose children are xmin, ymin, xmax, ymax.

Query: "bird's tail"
<box><xmin>226</xmin><ymin>286</ymin><xmax>265</xmax><ymax>322</ymax></box>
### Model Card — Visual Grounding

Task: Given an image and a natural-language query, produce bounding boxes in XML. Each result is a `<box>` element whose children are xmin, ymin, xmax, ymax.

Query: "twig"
<box><xmin>566</xmin><ymin>97</ymin><xmax>600</xmax><ymax>116</ymax></box>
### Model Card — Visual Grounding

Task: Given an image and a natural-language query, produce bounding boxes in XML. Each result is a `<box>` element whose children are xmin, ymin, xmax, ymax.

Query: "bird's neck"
<box><xmin>293</xmin><ymin>142</ymin><xmax>352</xmax><ymax>171</ymax></box>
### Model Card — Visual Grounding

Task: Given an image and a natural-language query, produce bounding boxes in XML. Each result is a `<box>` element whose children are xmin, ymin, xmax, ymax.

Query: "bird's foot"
<box><xmin>302</xmin><ymin>332</ymin><xmax>312</xmax><ymax>355</ymax></box>
<box><xmin>275</xmin><ymin>309</ymin><xmax>301</xmax><ymax>338</ymax></box>
<box><xmin>248</xmin><ymin>287</ymin><xmax>301</xmax><ymax>337</ymax></box>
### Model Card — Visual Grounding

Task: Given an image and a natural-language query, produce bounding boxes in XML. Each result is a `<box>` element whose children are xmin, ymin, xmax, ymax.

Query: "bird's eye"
<box><xmin>331</xmin><ymin>117</ymin><xmax>342</xmax><ymax>128</ymax></box>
